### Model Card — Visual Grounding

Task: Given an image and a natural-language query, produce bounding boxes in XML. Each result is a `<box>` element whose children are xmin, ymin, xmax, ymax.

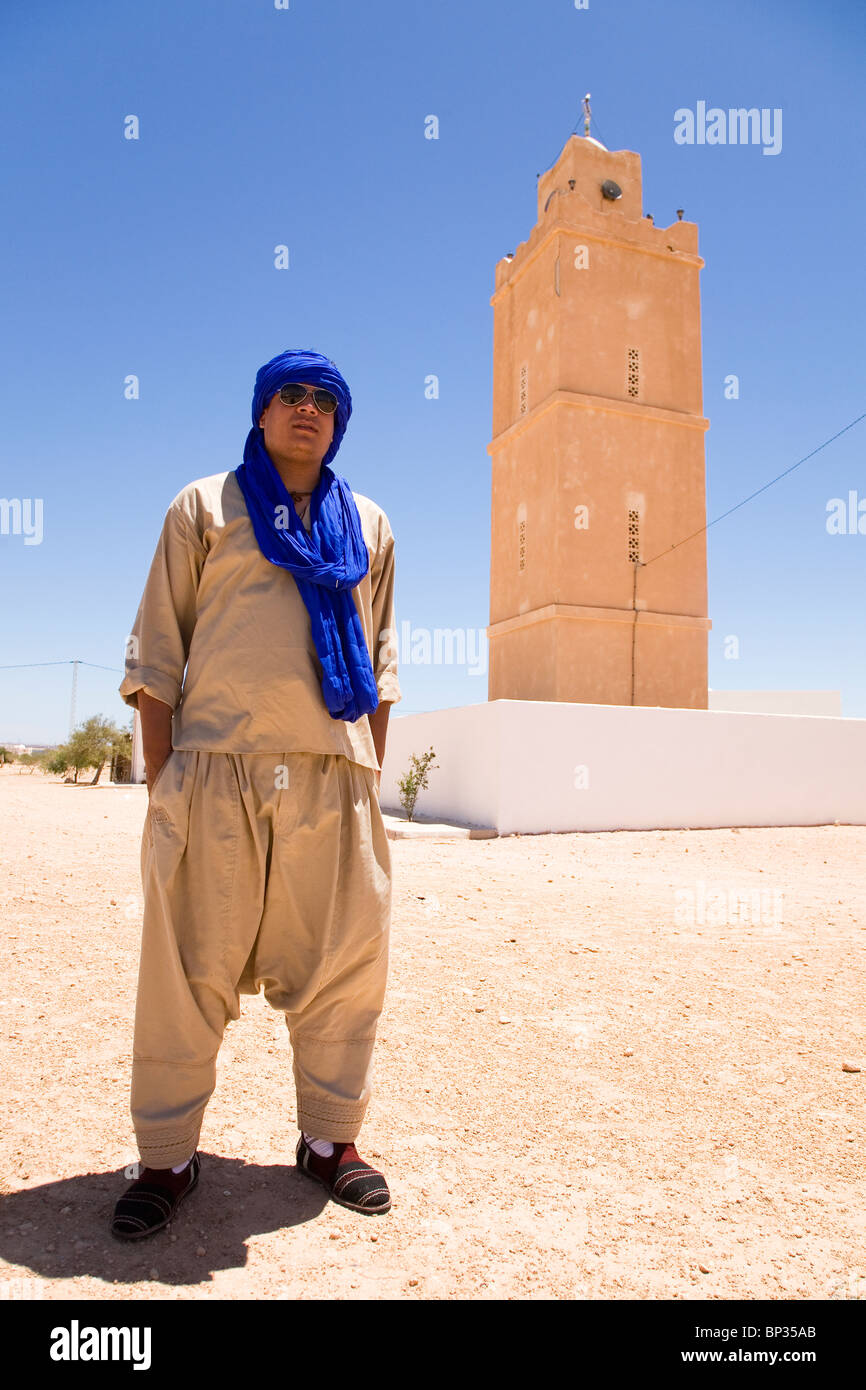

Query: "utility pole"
<box><xmin>69</xmin><ymin>659</ymin><xmax>79</xmax><ymax>736</ymax></box>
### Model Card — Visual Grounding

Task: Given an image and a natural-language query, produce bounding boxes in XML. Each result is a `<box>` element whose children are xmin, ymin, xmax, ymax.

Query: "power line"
<box><xmin>0</xmin><ymin>660</ymin><xmax>123</xmax><ymax>673</ymax></box>
<box><xmin>641</xmin><ymin>409</ymin><xmax>866</xmax><ymax>569</ymax></box>
<box><xmin>0</xmin><ymin>659</ymin><xmax>125</xmax><ymax>737</ymax></box>
<box><xmin>537</xmin><ymin>108</ymin><xmax>611</xmax><ymax>183</ymax></box>
<box><xmin>589</xmin><ymin>114</ymin><xmax>609</xmax><ymax>149</ymax></box>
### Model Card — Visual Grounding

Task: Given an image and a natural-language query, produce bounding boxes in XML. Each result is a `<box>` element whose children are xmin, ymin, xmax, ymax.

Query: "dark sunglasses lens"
<box><xmin>279</xmin><ymin>384</ymin><xmax>306</xmax><ymax>406</ymax></box>
<box><xmin>314</xmin><ymin>390</ymin><xmax>338</xmax><ymax>413</ymax></box>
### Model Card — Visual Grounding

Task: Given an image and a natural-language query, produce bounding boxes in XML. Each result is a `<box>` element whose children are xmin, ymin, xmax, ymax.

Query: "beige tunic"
<box><xmin>119</xmin><ymin>470</ymin><xmax>401</xmax><ymax>772</ymax></box>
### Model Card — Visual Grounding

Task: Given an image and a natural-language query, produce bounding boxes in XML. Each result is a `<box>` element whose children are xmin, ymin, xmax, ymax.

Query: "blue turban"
<box><xmin>250</xmin><ymin>347</ymin><xmax>352</xmax><ymax>470</ymax></box>
<box><xmin>234</xmin><ymin>348</ymin><xmax>379</xmax><ymax>724</ymax></box>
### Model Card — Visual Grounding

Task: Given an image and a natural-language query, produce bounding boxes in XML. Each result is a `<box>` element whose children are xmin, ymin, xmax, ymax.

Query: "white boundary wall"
<box><xmin>708</xmin><ymin>690</ymin><xmax>841</xmax><ymax>716</ymax></box>
<box><xmin>379</xmin><ymin>700</ymin><xmax>866</xmax><ymax>835</ymax></box>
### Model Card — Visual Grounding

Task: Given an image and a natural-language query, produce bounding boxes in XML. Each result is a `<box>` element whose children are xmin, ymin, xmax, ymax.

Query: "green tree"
<box><xmin>396</xmin><ymin>746</ymin><xmax>439</xmax><ymax>822</ymax></box>
<box><xmin>44</xmin><ymin>747</ymin><xmax>71</xmax><ymax>777</ymax></box>
<box><xmin>64</xmin><ymin>715</ymin><xmax>128</xmax><ymax>784</ymax></box>
<box><xmin>110</xmin><ymin>723</ymin><xmax>134</xmax><ymax>783</ymax></box>
<box><xmin>0</xmin><ymin>746</ymin><xmax>11</xmax><ymax>765</ymax></box>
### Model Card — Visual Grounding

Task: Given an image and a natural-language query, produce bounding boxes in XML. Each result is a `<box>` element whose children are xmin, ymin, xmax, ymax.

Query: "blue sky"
<box><xmin>1</xmin><ymin>0</ymin><xmax>864</xmax><ymax>743</ymax></box>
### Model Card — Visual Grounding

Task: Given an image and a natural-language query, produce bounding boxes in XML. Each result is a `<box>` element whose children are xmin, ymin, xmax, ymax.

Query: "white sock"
<box><xmin>170</xmin><ymin>1155</ymin><xmax>194</xmax><ymax>1173</ymax></box>
<box><xmin>303</xmin><ymin>1132</ymin><xmax>335</xmax><ymax>1158</ymax></box>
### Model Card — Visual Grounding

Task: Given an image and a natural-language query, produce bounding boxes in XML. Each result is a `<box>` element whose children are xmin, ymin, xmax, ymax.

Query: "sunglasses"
<box><xmin>277</xmin><ymin>383</ymin><xmax>339</xmax><ymax>414</ymax></box>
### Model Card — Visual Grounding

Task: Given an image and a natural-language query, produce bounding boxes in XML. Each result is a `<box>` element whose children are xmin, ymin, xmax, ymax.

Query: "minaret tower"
<box><xmin>487</xmin><ymin>114</ymin><xmax>711</xmax><ymax>708</ymax></box>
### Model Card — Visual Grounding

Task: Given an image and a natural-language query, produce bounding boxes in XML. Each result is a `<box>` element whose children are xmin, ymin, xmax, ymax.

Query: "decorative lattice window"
<box><xmin>518</xmin><ymin>362</ymin><xmax>528</xmax><ymax>416</ymax></box>
<box><xmin>627</xmin><ymin>347</ymin><xmax>640</xmax><ymax>397</ymax></box>
<box><xmin>518</xmin><ymin>518</ymin><xmax>526</xmax><ymax>572</ymax></box>
<box><xmin>628</xmin><ymin>509</ymin><xmax>640</xmax><ymax>562</ymax></box>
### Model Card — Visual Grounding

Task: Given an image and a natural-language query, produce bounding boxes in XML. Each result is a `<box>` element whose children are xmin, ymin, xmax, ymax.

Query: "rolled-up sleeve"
<box><xmin>369</xmin><ymin>513</ymin><xmax>402</xmax><ymax>706</ymax></box>
<box><xmin>119</xmin><ymin>504</ymin><xmax>205</xmax><ymax>712</ymax></box>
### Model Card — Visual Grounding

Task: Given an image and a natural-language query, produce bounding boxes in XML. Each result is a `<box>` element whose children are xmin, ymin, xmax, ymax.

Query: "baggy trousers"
<box><xmin>130</xmin><ymin>749</ymin><xmax>392</xmax><ymax>1169</ymax></box>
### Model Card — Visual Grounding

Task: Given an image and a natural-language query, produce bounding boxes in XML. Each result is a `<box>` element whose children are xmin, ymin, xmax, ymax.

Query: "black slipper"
<box><xmin>295</xmin><ymin>1136</ymin><xmax>391</xmax><ymax>1214</ymax></box>
<box><xmin>110</xmin><ymin>1152</ymin><xmax>201</xmax><ymax>1241</ymax></box>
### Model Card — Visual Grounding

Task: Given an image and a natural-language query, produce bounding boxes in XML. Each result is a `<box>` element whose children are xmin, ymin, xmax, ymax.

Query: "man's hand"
<box><xmin>368</xmin><ymin>701</ymin><xmax>390</xmax><ymax>804</ymax></box>
<box><xmin>145</xmin><ymin>752</ymin><xmax>172</xmax><ymax>796</ymax></box>
<box><xmin>139</xmin><ymin>691</ymin><xmax>174</xmax><ymax>795</ymax></box>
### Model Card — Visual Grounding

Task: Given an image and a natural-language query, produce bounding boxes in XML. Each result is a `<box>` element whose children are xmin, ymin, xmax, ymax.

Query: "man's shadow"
<box><xmin>0</xmin><ymin>1154</ymin><xmax>333</xmax><ymax>1287</ymax></box>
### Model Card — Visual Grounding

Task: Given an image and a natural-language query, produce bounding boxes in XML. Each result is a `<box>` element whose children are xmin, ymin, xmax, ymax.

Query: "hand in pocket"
<box><xmin>147</xmin><ymin>750</ymin><xmax>174</xmax><ymax>797</ymax></box>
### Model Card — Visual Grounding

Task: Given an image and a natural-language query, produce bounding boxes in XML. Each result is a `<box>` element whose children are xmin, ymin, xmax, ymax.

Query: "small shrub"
<box><xmin>396</xmin><ymin>746</ymin><xmax>439</xmax><ymax>822</ymax></box>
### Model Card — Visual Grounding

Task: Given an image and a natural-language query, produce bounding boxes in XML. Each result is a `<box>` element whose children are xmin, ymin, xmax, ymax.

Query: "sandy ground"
<box><xmin>0</xmin><ymin>766</ymin><xmax>864</xmax><ymax>1302</ymax></box>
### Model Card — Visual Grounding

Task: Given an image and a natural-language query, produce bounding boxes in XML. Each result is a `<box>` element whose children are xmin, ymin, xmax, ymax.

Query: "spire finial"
<box><xmin>582</xmin><ymin>93</ymin><xmax>592</xmax><ymax>138</ymax></box>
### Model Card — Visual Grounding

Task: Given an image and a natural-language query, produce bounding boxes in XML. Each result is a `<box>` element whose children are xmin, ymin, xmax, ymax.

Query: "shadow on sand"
<box><xmin>0</xmin><ymin>1153</ymin><xmax>338</xmax><ymax>1288</ymax></box>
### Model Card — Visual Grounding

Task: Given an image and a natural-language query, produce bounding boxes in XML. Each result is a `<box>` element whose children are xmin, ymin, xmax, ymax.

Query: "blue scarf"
<box><xmin>234</xmin><ymin>349</ymin><xmax>379</xmax><ymax>723</ymax></box>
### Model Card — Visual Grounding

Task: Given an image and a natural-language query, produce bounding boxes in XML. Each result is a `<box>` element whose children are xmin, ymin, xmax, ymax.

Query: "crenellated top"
<box><xmin>493</xmin><ymin>135</ymin><xmax>701</xmax><ymax>298</ymax></box>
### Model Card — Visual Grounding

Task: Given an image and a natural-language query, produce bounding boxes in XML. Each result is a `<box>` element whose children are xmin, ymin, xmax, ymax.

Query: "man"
<box><xmin>111</xmin><ymin>348</ymin><xmax>401</xmax><ymax>1240</ymax></box>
